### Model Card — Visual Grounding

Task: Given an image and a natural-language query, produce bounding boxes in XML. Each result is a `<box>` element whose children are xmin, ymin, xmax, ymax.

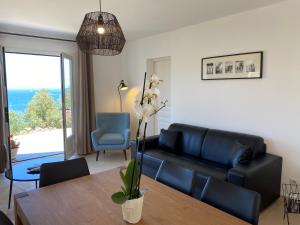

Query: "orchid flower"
<box><xmin>133</xmin><ymin>74</ymin><xmax>167</xmax><ymax>123</ymax></box>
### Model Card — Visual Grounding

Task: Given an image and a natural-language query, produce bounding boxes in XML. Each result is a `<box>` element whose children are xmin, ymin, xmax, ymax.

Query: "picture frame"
<box><xmin>201</xmin><ymin>51</ymin><xmax>263</xmax><ymax>80</ymax></box>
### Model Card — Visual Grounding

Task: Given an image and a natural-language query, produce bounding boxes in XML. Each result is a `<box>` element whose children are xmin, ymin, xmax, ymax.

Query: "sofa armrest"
<box><xmin>228</xmin><ymin>153</ymin><xmax>282</xmax><ymax>210</ymax></box>
<box><xmin>130</xmin><ymin>135</ymin><xmax>159</xmax><ymax>159</ymax></box>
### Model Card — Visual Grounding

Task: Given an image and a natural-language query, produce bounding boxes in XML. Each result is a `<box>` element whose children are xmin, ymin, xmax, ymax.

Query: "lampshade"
<box><xmin>118</xmin><ymin>80</ymin><xmax>128</xmax><ymax>91</ymax></box>
<box><xmin>76</xmin><ymin>11</ymin><xmax>126</xmax><ymax>56</ymax></box>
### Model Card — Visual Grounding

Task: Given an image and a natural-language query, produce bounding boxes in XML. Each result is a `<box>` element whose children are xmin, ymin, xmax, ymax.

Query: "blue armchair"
<box><xmin>91</xmin><ymin>113</ymin><xmax>130</xmax><ymax>161</ymax></box>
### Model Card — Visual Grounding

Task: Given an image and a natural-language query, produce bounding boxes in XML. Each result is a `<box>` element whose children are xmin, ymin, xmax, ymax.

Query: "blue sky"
<box><xmin>5</xmin><ymin>53</ymin><xmax>61</xmax><ymax>90</ymax></box>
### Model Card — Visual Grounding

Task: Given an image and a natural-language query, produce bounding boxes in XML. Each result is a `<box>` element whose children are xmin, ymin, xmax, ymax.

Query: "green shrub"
<box><xmin>9</xmin><ymin>111</ymin><xmax>26</xmax><ymax>135</ymax></box>
<box><xmin>25</xmin><ymin>89</ymin><xmax>62</xmax><ymax>129</ymax></box>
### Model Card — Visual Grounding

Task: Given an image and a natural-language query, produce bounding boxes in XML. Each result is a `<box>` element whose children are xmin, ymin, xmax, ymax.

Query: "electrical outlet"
<box><xmin>289</xmin><ymin>178</ymin><xmax>298</xmax><ymax>185</ymax></box>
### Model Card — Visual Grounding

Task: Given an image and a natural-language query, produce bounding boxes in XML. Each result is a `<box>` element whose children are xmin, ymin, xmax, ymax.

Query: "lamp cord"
<box><xmin>99</xmin><ymin>0</ymin><xmax>102</xmax><ymax>13</ymax></box>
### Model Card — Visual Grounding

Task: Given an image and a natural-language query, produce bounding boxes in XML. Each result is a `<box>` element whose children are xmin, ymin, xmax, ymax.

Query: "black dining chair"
<box><xmin>0</xmin><ymin>210</ymin><xmax>13</xmax><ymax>225</ymax></box>
<box><xmin>155</xmin><ymin>161</ymin><xmax>195</xmax><ymax>195</ymax></box>
<box><xmin>39</xmin><ymin>157</ymin><xmax>90</xmax><ymax>188</ymax></box>
<box><xmin>200</xmin><ymin>177</ymin><xmax>261</xmax><ymax>225</ymax></box>
<box><xmin>137</xmin><ymin>153</ymin><xmax>164</xmax><ymax>179</ymax></box>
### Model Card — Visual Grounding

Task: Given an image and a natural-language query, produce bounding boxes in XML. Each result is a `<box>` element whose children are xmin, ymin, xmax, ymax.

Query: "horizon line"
<box><xmin>7</xmin><ymin>88</ymin><xmax>69</xmax><ymax>90</ymax></box>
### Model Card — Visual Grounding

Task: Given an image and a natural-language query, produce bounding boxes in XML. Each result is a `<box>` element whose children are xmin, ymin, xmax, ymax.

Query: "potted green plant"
<box><xmin>111</xmin><ymin>73</ymin><xmax>167</xmax><ymax>224</ymax></box>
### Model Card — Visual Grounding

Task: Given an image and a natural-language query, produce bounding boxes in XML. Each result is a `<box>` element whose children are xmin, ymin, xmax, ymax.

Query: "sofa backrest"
<box><xmin>201</xmin><ymin>129</ymin><xmax>266</xmax><ymax>166</ymax></box>
<box><xmin>168</xmin><ymin>123</ymin><xmax>208</xmax><ymax>157</ymax></box>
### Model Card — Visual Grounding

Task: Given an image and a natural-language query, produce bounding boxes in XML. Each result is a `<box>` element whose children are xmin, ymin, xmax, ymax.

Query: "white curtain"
<box><xmin>0</xmin><ymin>46</ymin><xmax>9</xmax><ymax>173</ymax></box>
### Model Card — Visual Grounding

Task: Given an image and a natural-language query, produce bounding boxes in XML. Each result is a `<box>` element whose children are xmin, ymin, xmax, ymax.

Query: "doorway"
<box><xmin>3</xmin><ymin>50</ymin><xmax>73</xmax><ymax>161</ymax></box>
<box><xmin>147</xmin><ymin>56</ymin><xmax>171</xmax><ymax>135</ymax></box>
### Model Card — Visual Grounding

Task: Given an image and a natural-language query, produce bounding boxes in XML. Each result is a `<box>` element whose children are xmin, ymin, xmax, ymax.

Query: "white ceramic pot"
<box><xmin>121</xmin><ymin>195</ymin><xmax>144</xmax><ymax>224</ymax></box>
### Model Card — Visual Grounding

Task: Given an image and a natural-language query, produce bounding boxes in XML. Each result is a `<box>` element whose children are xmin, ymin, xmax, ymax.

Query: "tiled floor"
<box><xmin>0</xmin><ymin>151</ymin><xmax>299</xmax><ymax>225</ymax></box>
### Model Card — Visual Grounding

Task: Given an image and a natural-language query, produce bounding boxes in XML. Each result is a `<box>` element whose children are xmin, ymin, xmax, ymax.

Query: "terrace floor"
<box><xmin>14</xmin><ymin>129</ymin><xmax>67</xmax><ymax>161</ymax></box>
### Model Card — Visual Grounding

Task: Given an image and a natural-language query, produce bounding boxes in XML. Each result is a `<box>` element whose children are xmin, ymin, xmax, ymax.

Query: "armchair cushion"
<box><xmin>98</xmin><ymin>133</ymin><xmax>124</xmax><ymax>145</ymax></box>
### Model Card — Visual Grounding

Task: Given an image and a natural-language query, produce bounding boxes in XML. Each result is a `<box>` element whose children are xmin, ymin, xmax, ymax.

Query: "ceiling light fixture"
<box><xmin>76</xmin><ymin>0</ymin><xmax>126</xmax><ymax>56</ymax></box>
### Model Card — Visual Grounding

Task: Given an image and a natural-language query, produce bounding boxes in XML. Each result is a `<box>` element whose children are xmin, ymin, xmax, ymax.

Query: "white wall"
<box><xmin>122</xmin><ymin>0</ymin><xmax>300</xmax><ymax>184</ymax></box>
<box><xmin>93</xmin><ymin>54</ymin><xmax>125</xmax><ymax>113</ymax></box>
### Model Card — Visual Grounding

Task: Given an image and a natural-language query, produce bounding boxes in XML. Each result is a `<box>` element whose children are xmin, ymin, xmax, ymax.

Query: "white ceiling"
<box><xmin>0</xmin><ymin>0</ymin><xmax>285</xmax><ymax>40</ymax></box>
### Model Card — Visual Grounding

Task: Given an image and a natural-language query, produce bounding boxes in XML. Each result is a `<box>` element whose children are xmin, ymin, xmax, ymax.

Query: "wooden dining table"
<box><xmin>14</xmin><ymin>168</ymin><xmax>250</xmax><ymax>225</ymax></box>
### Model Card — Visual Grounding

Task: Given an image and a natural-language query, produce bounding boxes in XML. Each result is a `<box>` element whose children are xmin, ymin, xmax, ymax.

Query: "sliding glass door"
<box><xmin>2</xmin><ymin>50</ymin><xmax>74</xmax><ymax>161</ymax></box>
<box><xmin>61</xmin><ymin>54</ymin><xmax>74</xmax><ymax>159</ymax></box>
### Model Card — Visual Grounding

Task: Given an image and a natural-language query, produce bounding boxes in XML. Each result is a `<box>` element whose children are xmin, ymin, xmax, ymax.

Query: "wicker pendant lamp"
<box><xmin>76</xmin><ymin>0</ymin><xmax>126</xmax><ymax>56</ymax></box>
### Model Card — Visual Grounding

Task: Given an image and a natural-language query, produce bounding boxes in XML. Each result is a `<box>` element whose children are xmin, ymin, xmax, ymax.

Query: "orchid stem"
<box><xmin>129</xmin><ymin>72</ymin><xmax>147</xmax><ymax>199</ymax></box>
<box><xmin>136</xmin><ymin>122</ymin><xmax>147</xmax><ymax>195</ymax></box>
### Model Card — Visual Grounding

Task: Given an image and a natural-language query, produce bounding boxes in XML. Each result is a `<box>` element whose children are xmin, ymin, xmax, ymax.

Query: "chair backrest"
<box><xmin>39</xmin><ymin>158</ymin><xmax>90</xmax><ymax>188</ymax></box>
<box><xmin>156</xmin><ymin>161</ymin><xmax>194</xmax><ymax>195</ymax></box>
<box><xmin>138</xmin><ymin>153</ymin><xmax>163</xmax><ymax>179</ymax></box>
<box><xmin>200</xmin><ymin>177</ymin><xmax>261</xmax><ymax>225</ymax></box>
<box><xmin>0</xmin><ymin>210</ymin><xmax>13</xmax><ymax>225</ymax></box>
<box><xmin>96</xmin><ymin>113</ymin><xmax>130</xmax><ymax>133</ymax></box>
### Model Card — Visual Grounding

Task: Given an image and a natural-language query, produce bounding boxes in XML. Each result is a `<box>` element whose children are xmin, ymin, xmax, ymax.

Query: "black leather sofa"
<box><xmin>131</xmin><ymin>123</ymin><xmax>282</xmax><ymax>210</ymax></box>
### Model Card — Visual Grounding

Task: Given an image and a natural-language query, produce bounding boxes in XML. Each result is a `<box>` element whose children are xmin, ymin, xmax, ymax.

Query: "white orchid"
<box><xmin>150</xmin><ymin>74</ymin><xmax>160</xmax><ymax>86</ymax></box>
<box><xmin>126</xmin><ymin>73</ymin><xmax>168</xmax><ymax>200</ymax></box>
<box><xmin>134</xmin><ymin>104</ymin><xmax>143</xmax><ymax>120</ymax></box>
<box><xmin>133</xmin><ymin>74</ymin><xmax>167</xmax><ymax>123</ymax></box>
<box><xmin>151</xmin><ymin>87</ymin><xmax>160</xmax><ymax>98</ymax></box>
<box><xmin>142</xmin><ymin>105</ymin><xmax>155</xmax><ymax>122</ymax></box>
<box><xmin>143</xmin><ymin>89</ymin><xmax>153</xmax><ymax>99</ymax></box>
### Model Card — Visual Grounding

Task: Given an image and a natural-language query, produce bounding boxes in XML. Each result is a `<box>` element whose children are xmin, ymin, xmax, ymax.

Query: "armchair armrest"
<box><xmin>91</xmin><ymin>128</ymin><xmax>105</xmax><ymax>149</ymax></box>
<box><xmin>130</xmin><ymin>135</ymin><xmax>159</xmax><ymax>159</ymax></box>
<box><xmin>228</xmin><ymin>153</ymin><xmax>282</xmax><ymax>210</ymax></box>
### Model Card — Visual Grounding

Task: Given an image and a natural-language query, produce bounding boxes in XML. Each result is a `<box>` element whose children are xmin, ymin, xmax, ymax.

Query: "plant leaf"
<box><xmin>111</xmin><ymin>192</ymin><xmax>128</xmax><ymax>204</ymax></box>
<box><xmin>121</xmin><ymin>186</ymin><xmax>128</xmax><ymax>195</ymax></box>
<box><xmin>120</xmin><ymin>169</ymin><xmax>129</xmax><ymax>190</ymax></box>
<box><xmin>124</xmin><ymin>160</ymin><xmax>140</xmax><ymax>194</ymax></box>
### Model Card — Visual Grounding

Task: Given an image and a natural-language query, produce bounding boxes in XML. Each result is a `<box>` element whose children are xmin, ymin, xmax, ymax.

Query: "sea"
<box><xmin>8</xmin><ymin>89</ymin><xmax>61</xmax><ymax>112</ymax></box>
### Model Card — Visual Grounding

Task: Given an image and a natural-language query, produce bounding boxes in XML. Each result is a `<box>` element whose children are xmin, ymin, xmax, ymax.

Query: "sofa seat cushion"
<box><xmin>144</xmin><ymin>149</ymin><xmax>228</xmax><ymax>181</ymax></box>
<box><xmin>98</xmin><ymin>133</ymin><xmax>124</xmax><ymax>145</ymax></box>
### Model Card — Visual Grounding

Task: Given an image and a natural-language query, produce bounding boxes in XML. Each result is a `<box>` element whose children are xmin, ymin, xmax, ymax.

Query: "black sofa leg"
<box><xmin>123</xmin><ymin>150</ymin><xmax>127</xmax><ymax>160</ymax></box>
<box><xmin>96</xmin><ymin>151</ymin><xmax>100</xmax><ymax>161</ymax></box>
